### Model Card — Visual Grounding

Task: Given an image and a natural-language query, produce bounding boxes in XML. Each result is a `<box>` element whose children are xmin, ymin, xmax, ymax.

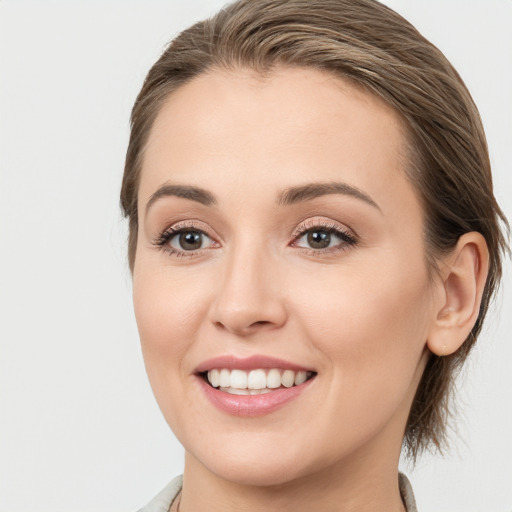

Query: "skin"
<box><xmin>132</xmin><ymin>67</ymin><xmax>486</xmax><ymax>511</ymax></box>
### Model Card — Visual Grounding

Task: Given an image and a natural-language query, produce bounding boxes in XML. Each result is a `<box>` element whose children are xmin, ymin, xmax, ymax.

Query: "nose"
<box><xmin>210</xmin><ymin>245</ymin><xmax>287</xmax><ymax>336</ymax></box>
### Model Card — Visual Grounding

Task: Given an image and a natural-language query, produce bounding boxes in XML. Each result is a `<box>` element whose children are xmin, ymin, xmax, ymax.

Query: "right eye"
<box><xmin>168</xmin><ymin>230</ymin><xmax>213</xmax><ymax>251</ymax></box>
<box><xmin>153</xmin><ymin>223</ymin><xmax>219</xmax><ymax>257</ymax></box>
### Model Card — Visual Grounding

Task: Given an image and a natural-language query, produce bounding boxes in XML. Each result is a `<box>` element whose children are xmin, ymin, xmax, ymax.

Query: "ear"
<box><xmin>427</xmin><ymin>232</ymin><xmax>489</xmax><ymax>356</ymax></box>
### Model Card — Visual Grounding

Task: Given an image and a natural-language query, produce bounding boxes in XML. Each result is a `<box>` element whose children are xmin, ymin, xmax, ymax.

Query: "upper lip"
<box><xmin>195</xmin><ymin>355</ymin><xmax>315</xmax><ymax>373</ymax></box>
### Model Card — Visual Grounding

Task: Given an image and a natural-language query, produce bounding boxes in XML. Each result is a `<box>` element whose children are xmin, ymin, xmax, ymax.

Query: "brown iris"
<box><xmin>307</xmin><ymin>230</ymin><xmax>331</xmax><ymax>249</ymax></box>
<box><xmin>179</xmin><ymin>231</ymin><xmax>203</xmax><ymax>250</ymax></box>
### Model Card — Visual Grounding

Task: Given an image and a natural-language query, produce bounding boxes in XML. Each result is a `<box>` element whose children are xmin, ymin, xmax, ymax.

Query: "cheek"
<box><xmin>134</xmin><ymin>259</ymin><xmax>210</xmax><ymax>338</ymax></box>
<box><xmin>132</xmin><ymin>268</ymin><xmax>209</xmax><ymax>445</ymax></box>
<box><xmin>278</xmin><ymin>263</ymin><xmax>433</xmax><ymax>460</ymax></box>
<box><xmin>132</xmin><ymin>263</ymin><xmax>212</xmax><ymax>395</ymax></box>
<box><xmin>290</xmin><ymin>258</ymin><xmax>433</xmax><ymax>408</ymax></box>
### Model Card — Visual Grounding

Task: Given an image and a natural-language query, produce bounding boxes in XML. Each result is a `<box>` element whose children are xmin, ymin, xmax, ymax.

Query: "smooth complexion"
<box><xmin>133</xmin><ymin>67</ymin><xmax>487</xmax><ymax>512</ymax></box>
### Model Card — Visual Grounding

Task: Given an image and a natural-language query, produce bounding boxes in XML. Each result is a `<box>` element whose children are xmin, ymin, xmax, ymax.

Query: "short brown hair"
<box><xmin>121</xmin><ymin>0</ymin><xmax>509</xmax><ymax>459</ymax></box>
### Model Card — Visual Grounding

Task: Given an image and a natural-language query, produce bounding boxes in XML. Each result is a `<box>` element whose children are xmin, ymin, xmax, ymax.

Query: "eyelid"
<box><xmin>152</xmin><ymin>216</ymin><xmax>358</xmax><ymax>258</ymax></box>
<box><xmin>290</xmin><ymin>217</ymin><xmax>357</xmax><ymax>241</ymax></box>
<box><xmin>152</xmin><ymin>219</ymin><xmax>220</xmax><ymax>256</ymax></box>
<box><xmin>289</xmin><ymin>217</ymin><xmax>359</xmax><ymax>253</ymax></box>
<box><xmin>158</xmin><ymin>219</ymin><xmax>217</xmax><ymax>239</ymax></box>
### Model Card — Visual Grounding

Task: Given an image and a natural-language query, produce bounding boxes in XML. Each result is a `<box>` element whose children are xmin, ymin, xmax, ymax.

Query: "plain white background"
<box><xmin>0</xmin><ymin>1</ymin><xmax>510</xmax><ymax>511</ymax></box>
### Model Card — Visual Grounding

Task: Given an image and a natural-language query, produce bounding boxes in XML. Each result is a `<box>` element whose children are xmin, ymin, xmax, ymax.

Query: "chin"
<box><xmin>182</xmin><ymin>428</ymin><xmax>336</xmax><ymax>489</ymax></box>
<box><xmin>202</xmin><ymin>454</ymin><xmax>310</xmax><ymax>488</ymax></box>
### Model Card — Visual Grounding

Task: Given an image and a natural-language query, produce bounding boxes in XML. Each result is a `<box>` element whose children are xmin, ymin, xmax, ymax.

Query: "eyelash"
<box><xmin>152</xmin><ymin>221</ymin><xmax>216</xmax><ymax>257</ymax></box>
<box><xmin>152</xmin><ymin>220</ymin><xmax>358</xmax><ymax>258</ymax></box>
<box><xmin>291</xmin><ymin>220</ymin><xmax>358</xmax><ymax>255</ymax></box>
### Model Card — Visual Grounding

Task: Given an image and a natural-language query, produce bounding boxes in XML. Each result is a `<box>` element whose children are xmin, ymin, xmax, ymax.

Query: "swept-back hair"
<box><xmin>121</xmin><ymin>0</ymin><xmax>509</xmax><ymax>459</ymax></box>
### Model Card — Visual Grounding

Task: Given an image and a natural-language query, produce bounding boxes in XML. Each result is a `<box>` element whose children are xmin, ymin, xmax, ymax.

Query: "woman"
<box><xmin>121</xmin><ymin>0</ymin><xmax>509</xmax><ymax>510</ymax></box>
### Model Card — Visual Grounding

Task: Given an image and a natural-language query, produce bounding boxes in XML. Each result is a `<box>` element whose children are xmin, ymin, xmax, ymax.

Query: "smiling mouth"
<box><xmin>201</xmin><ymin>368</ymin><xmax>316</xmax><ymax>395</ymax></box>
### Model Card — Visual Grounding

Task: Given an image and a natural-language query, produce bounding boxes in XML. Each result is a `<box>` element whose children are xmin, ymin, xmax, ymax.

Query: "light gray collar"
<box><xmin>138</xmin><ymin>473</ymin><xmax>418</xmax><ymax>512</ymax></box>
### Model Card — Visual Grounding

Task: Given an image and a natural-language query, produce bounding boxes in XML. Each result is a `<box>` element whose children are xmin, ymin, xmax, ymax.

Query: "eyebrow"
<box><xmin>145</xmin><ymin>184</ymin><xmax>217</xmax><ymax>213</ymax></box>
<box><xmin>278</xmin><ymin>182</ymin><xmax>381</xmax><ymax>210</ymax></box>
<box><xmin>145</xmin><ymin>180</ymin><xmax>380</xmax><ymax>213</ymax></box>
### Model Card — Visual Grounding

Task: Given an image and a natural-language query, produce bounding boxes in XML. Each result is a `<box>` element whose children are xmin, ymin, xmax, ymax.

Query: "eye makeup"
<box><xmin>290</xmin><ymin>218</ymin><xmax>358</xmax><ymax>256</ymax></box>
<box><xmin>152</xmin><ymin>220</ymin><xmax>219</xmax><ymax>258</ymax></box>
<box><xmin>151</xmin><ymin>216</ymin><xmax>358</xmax><ymax>259</ymax></box>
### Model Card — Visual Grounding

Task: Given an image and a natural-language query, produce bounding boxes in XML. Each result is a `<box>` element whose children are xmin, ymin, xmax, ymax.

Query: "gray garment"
<box><xmin>138</xmin><ymin>473</ymin><xmax>417</xmax><ymax>512</ymax></box>
<box><xmin>137</xmin><ymin>475</ymin><xmax>183</xmax><ymax>512</ymax></box>
<box><xmin>399</xmin><ymin>473</ymin><xmax>418</xmax><ymax>512</ymax></box>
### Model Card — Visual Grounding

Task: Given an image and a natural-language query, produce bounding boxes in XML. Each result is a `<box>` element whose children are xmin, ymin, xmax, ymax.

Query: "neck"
<box><xmin>179</xmin><ymin>430</ymin><xmax>407</xmax><ymax>512</ymax></box>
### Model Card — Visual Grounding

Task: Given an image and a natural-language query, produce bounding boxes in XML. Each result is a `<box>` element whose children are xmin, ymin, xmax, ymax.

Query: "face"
<box><xmin>133</xmin><ymin>67</ymin><xmax>434</xmax><ymax>486</ymax></box>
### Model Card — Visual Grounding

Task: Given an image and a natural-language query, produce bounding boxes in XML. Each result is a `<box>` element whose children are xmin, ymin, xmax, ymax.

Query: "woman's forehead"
<box><xmin>139</xmin><ymin>66</ymin><xmax>416</xmax><ymax>216</ymax></box>
<box><xmin>146</xmin><ymin>66</ymin><xmax>406</xmax><ymax>151</ymax></box>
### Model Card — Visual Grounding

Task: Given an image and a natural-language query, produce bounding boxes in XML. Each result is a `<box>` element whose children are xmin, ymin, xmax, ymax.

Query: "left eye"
<box><xmin>169</xmin><ymin>230</ymin><xmax>212</xmax><ymax>251</ymax></box>
<box><xmin>295</xmin><ymin>229</ymin><xmax>352</xmax><ymax>250</ymax></box>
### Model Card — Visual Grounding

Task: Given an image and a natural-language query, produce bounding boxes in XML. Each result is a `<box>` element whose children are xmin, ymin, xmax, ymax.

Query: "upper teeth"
<box><xmin>207</xmin><ymin>368</ymin><xmax>311</xmax><ymax>390</ymax></box>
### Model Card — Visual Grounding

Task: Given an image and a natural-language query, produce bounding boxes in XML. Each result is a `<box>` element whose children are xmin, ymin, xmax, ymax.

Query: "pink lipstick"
<box><xmin>195</xmin><ymin>355</ymin><xmax>316</xmax><ymax>417</ymax></box>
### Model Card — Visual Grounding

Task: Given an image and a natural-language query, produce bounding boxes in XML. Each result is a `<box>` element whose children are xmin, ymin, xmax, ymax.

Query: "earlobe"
<box><xmin>427</xmin><ymin>232</ymin><xmax>489</xmax><ymax>356</ymax></box>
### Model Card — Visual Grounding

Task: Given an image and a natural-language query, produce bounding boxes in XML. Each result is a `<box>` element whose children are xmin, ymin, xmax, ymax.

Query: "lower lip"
<box><xmin>197</xmin><ymin>376</ymin><xmax>315</xmax><ymax>417</ymax></box>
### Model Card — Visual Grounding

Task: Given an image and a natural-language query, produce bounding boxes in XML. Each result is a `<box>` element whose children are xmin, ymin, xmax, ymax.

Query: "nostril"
<box><xmin>210</xmin><ymin>276</ymin><xmax>288</xmax><ymax>334</ymax></box>
<box><xmin>213</xmin><ymin>317</ymin><xmax>280</xmax><ymax>335</ymax></box>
